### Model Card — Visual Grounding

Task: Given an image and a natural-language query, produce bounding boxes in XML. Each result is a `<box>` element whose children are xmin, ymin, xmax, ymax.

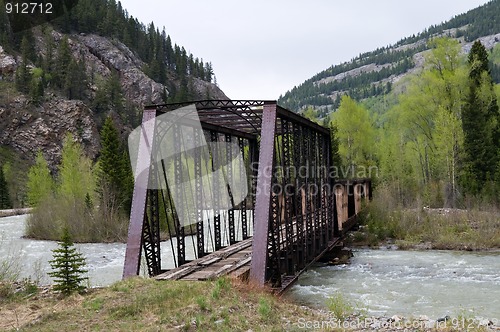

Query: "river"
<box><xmin>0</xmin><ymin>213</ymin><xmax>252</xmax><ymax>286</ymax></box>
<box><xmin>2</xmin><ymin>214</ymin><xmax>499</xmax><ymax>321</ymax></box>
<box><xmin>286</xmin><ymin>248</ymin><xmax>500</xmax><ymax>321</ymax></box>
<box><xmin>0</xmin><ymin>214</ymin><xmax>126</xmax><ymax>286</ymax></box>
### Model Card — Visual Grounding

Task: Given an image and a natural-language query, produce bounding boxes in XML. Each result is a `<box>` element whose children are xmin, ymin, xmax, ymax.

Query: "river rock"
<box><xmin>418</xmin><ymin>315</ymin><xmax>429</xmax><ymax>321</ymax></box>
<box><xmin>387</xmin><ymin>315</ymin><xmax>402</xmax><ymax>323</ymax></box>
<box><xmin>436</xmin><ymin>315</ymin><xmax>450</xmax><ymax>322</ymax></box>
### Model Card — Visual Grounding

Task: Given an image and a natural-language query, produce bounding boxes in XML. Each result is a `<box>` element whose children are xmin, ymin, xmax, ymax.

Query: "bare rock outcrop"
<box><xmin>1</xmin><ymin>29</ymin><xmax>227</xmax><ymax>171</ymax></box>
<box><xmin>0</xmin><ymin>96</ymin><xmax>100</xmax><ymax>171</ymax></box>
<box><xmin>0</xmin><ymin>46</ymin><xmax>16</xmax><ymax>76</ymax></box>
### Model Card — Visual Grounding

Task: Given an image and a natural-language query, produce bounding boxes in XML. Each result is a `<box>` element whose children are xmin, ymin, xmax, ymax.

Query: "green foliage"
<box><xmin>492</xmin><ymin>44</ymin><xmax>500</xmax><ymax>66</ymax></box>
<box><xmin>0</xmin><ymin>163</ymin><xmax>11</xmax><ymax>209</ymax></box>
<box><xmin>53</xmin><ymin>0</ymin><xmax>214</xmax><ymax>84</ymax></box>
<box><xmin>26</xmin><ymin>151</ymin><xmax>54</xmax><ymax>207</ymax></box>
<box><xmin>14</xmin><ymin>36</ymin><xmax>32</xmax><ymax>94</ymax></box>
<box><xmin>53</xmin><ymin>37</ymin><xmax>72</xmax><ymax>89</ymax></box>
<box><xmin>97</xmin><ymin>116</ymin><xmax>133</xmax><ymax>212</ymax></box>
<box><xmin>84</xmin><ymin>296</ymin><xmax>105</xmax><ymax>311</ymax></box>
<box><xmin>64</xmin><ymin>58</ymin><xmax>88</xmax><ymax>100</ymax></box>
<box><xmin>58</xmin><ymin>134</ymin><xmax>95</xmax><ymax>202</ymax></box>
<box><xmin>26</xmin><ymin>135</ymin><xmax>129</xmax><ymax>242</ymax></box>
<box><xmin>279</xmin><ymin>1</ymin><xmax>500</xmax><ymax>112</ymax></box>
<box><xmin>0</xmin><ymin>0</ymin><xmax>12</xmax><ymax>51</ymax></box>
<box><xmin>257</xmin><ymin>297</ymin><xmax>272</xmax><ymax>320</ymax></box>
<box><xmin>29</xmin><ymin>67</ymin><xmax>45</xmax><ymax>105</ymax></box>
<box><xmin>377</xmin><ymin>38</ymin><xmax>467</xmax><ymax>206</ymax></box>
<box><xmin>326</xmin><ymin>292</ymin><xmax>353</xmax><ymax>321</ymax></box>
<box><xmin>211</xmin><ymin>277</ymin><xmax>230</xmax><ymax>300</ymax></box>
<box><xmin>0</xmin><ymin>147</ymin><xmax>29</xmax><ymax>208</ymax></box>
<box><xmin>330</xmin><ymin>123</ymin><xmax>342</xmax><ymax>173</ymax></box>
<box><xmin>332</xmin><ymin>95</ymin><xmax>375</xmax><ymax>176</ymax></box>
<box><xmin>356</xmin><ymin>184</ymin><xmax>500</xmax><ymax>250</ymax></box>
<box><xmin>196</xmin><ymin>296</ymin><xmax>208</xmax><ymax>311</ymax></box>
<box><xmin>91</xmin><ymin>72</ymin><xmax>135</xmax><ymax>124</ymax></box>
<box><xmin>48</xmin><ymin>227</ymin><xmax>88</xmax><ymax>295</ymax></box>
<box><xmin>461</xmin><ymin>41</ymin><xmax>500</xmax><ymax>196</ymax></box>
<box><xmin>302</xmin><ymin>106</ymin><xmax>319</xmax><ymax>123</ymax></box>
<box><xmin>98</xmin><ymin>117</ymin><xmax>123</xmax><ymax>182</ymax></box>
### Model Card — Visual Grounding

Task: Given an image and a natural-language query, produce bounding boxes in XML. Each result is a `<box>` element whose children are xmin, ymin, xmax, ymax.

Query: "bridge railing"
<box><xmin>334</xmin><ymin>179</ymin><xmax>372</xmax><ymax>236</ymax></box>
<box><xmin>249</xmin><ymin>103</ymin><xmax>372</xmax><ymax>288</ymax></box>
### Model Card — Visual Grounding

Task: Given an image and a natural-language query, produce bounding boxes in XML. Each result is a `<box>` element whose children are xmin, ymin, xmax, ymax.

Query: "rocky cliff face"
<box><xmin>0</xmin><ymin>30</ymin><xmax>227</xmax><ymax>170</ymax></box>
<box><xmin>0</xmin><ymin>96</ymin><xmax>100</xmax><ymax>170</ymax></box>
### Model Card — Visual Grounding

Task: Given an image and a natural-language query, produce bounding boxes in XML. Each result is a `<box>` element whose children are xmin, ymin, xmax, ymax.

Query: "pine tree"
<box><xmin>48</xmin><ymin>227</ymin><xmax>88</xmax><ymax>295</ymax></box>
<box><xmin>29</xmin><ymin>68</ymin><xmax>45</xmax><ymax>105</ymax></box>
<box><xmin>53</xmin><ymin>37</ymin><xmax>72</xmax><ymax>89</ymax></box>
<box><xmin>107</xmin><ymin>71</ymin><xmax>125</xmax><ymax>114</ymax></box>
<box><xmin>0</xmin><ymin>0</ymin><xmax>12</xmax><ymax>51</ymax></box>
<box><xmin>64</xmin><ymin>58</ymin><xmax>87</xmax><ymax>100</ymax></box>
<box><xmin>98</xmin><ymin>117</ymin><xmax>133</xmax><ymax>211</ymax></box>
<box><xmin>0</xmin><ymin>165</ymin><xmax>12</xmax><ymax>209</ymax></box>
<box><xmin>98</xmin><ymin>116</ymin><xmax>123</xmax><ymax>188</ymax></box>
<box><xmin>15</xmin><ymin>36</ymin><xmax>32</xmax><ymax>94</ymax></box>
<box><xmin>461</xmin><ymin>40</ymin><xmax>499</xmax><ymax>195</ymax></box>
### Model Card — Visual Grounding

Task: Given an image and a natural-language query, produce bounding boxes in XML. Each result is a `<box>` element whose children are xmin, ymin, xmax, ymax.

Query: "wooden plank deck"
<box><xmin>155</xmin><ymin>238</ymin><xmax>253</xmax><ymax>281</ymax></box>
<box><xmin>155</xmin><ymin>207</ymin><xmax>357</xmax><ymax>284</ymax></box>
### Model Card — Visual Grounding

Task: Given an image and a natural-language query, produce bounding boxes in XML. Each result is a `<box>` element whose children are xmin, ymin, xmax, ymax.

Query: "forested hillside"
<box><xmin>0</xmin><ymin>0</ymin><xmax>220</xmax><ymax>106</ymax></box>
<box><xmin>331</xmin><ymin>37</ymin><xmax>500</xmax><ymax>210</ymax></box>
<box><xmin>0</xmin><ymin>0</ymin><xmax>226</xmax><ymax>219</ymax></box>
<box><xmin>279</xmin><ymin>0</ymin><xmax>500</xmax><ymax>116</ymax></box>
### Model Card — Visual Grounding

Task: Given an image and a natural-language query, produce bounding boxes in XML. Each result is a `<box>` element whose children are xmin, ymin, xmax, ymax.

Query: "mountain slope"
<box><xmin>0</xmin><ymin>0</ymin><xmax>227</xmax><ymax>206</ymax></box>
<box><xmin>278</xmin><ymin>0</ymin><xmax>500</xmax><ymax>116</ymax></box>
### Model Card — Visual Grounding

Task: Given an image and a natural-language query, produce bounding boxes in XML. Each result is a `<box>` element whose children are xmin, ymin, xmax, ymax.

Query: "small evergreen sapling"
<box><xmin>48</xmin><ymin>227</ymin><xmax>88</xmax><ymax>295</ymax></box>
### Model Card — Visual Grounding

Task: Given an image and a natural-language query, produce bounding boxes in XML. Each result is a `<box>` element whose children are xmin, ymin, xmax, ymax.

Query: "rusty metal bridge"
<box><xmin>122</xmin><ymin>100</ymin><xmax>371</xmax><ymax>291</ymax></box>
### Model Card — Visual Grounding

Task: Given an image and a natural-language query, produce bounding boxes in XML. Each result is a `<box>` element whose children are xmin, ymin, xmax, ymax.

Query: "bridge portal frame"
<box><xmin>122</xmin><ymin>100</ymin><xmax>365</xmax><ymax>289</ymax></box>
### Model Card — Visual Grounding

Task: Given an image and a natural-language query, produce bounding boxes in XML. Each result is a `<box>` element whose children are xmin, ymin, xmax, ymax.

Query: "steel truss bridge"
<box><xmin>122</xmin><ymin>100</ymin><xmax>371</xmax><ymax>291</ymax></box>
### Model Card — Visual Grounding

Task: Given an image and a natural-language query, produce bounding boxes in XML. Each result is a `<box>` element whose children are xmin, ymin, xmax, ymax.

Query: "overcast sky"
<box><xmin>117</xmin><ymin>0</ymin><xmax>491</xmax><ymax>100</ymax></box>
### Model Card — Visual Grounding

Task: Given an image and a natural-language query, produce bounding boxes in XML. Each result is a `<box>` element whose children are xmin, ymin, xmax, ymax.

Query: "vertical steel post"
<box><xmin>293</xmin><ymin>122</ymin><xmax>305</xmax><ymax>270</ymax></box>
<box><xmin>239</xmin><ymin>137</ymin><xmax>248</xmax><ymax>240</ymax></box>
<box><xmin>282</xmin><ymin>119</ymin><xmax>294</xmax><ymax>275</ymax></box>
<box><xmin>211</xmin><ymin>131</ymin><xmax>222</xmax><ymax>250</ymax></box>
<box><xmin>194</xmin><ymin>127</ymin><xmax>204</xmax><ymax>258</ymax></box>
<box><xmin>249</xmin><ymin>138</ymin><xmax>259</xmax><ymax>233</ymax></box>
<box><xmin>123</xmin><ymin>109</ymin><xmax>157</xmax><ymax>278</ymax></box>
<box><xmin>249</xmin><ymin>103</ymin><xmax>277</xmax><ymax>286</ymax></box>
<box><xmin>173</xmin><ymin>123</ymin><xmax>186</xmax><ymax>266</ymax></box>
<box><xmin>226</xmin><ymin>134</ymin><xmax>236</xmax><ymax>245</ymax></box>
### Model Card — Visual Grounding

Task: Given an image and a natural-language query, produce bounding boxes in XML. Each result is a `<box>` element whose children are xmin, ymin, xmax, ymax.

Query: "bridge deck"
<box><xmin>154</xmin><ymin>232</ymin><xmax>345</xmax><ymax>287</ymax></box>
<box><xmin>154</xmin><ymin>214</ymin><xmax>361</xmax><ymax>284</ymax></box>
<box><xmin>155</xmin><ymin>238</ymin><xmax>253</xmax><ymax>281</ymax></box>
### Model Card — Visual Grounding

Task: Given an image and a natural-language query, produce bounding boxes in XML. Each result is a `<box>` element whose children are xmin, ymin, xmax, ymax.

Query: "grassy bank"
<box><xmin>0</xmin><ymin>277</ymin><xmax>330</xmax><ymax>331</ymax></box>
<box><xmin>1</xmin><ymin>278</ymin><xmax>496</xmax><ymax>331</ymax></box>
<box><xmin>352</xmin><ymin>186</ymin><xmax>500</xmax><ymax>250</ymax></box>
